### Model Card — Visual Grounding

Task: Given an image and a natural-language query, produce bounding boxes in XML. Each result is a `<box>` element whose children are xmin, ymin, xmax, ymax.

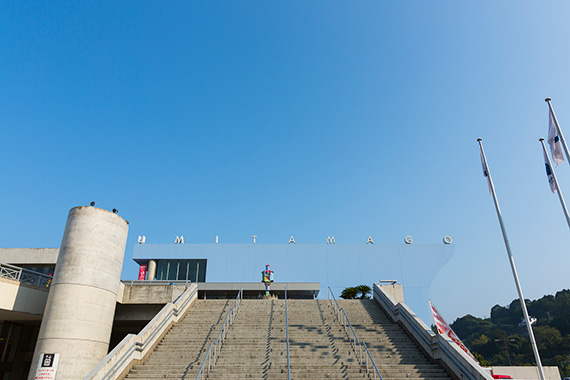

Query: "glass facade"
<box><xmin>0</xmin><ymin>321</ymin><xmax>23</xmax><ymax>380</ymax></box>
<box><xmin>15</xmin><ymin>264</ymin><xmax>55</xmax><ymax>276</ymax></box>
<box><xmin>155</xmin><ymin>259</ymin><xmax>206</xmax><ymax>282</ymax></box>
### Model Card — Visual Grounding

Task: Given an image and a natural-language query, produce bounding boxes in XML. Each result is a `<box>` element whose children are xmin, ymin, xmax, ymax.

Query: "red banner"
<box><xmin>138</xmin><ymin>265</ymin><xmax>148</xmax><ymax>280</ymax></box>
<box><xmin>429</xmin><ymin>301</ymin><xmax>477</xmax><ymax>362</ymax></box>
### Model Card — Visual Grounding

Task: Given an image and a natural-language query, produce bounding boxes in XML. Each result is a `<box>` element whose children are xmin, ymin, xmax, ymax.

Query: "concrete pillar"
<box><xmin>28</xmin><ymin>206</ymin><xmax>128</xmax><ymax>380</ymax></box>
<box><xmin>147</xmin><ymin>259</ymin><xmax>156</xmax><ymax>280</ymax></box>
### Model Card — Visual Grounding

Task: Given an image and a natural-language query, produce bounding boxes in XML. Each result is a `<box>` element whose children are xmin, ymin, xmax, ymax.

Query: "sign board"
<box><xmin>34</xmin><ymin>353</ymin><xmax>60</xmax><ymax>380</ymax></box>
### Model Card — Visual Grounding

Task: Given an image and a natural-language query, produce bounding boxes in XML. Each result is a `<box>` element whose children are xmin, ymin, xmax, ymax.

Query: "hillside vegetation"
<box><xmin>450</xmin><ymin>289</ymin><xmax>570</xmax><ymax>376</ymax></box>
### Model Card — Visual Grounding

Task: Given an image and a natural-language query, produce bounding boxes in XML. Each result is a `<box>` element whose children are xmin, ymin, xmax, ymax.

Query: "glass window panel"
<box><xmin>154</xmin><ymin>260</ymin><xmax>207</xmax><ymax>281</ymax></box>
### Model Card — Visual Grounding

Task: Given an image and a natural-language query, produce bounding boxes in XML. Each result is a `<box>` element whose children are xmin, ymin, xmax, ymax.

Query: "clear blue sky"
<box><xmin>2</xmin><ymin>1</ymin><xmax>570</xmax><ymax>323</ymax></box>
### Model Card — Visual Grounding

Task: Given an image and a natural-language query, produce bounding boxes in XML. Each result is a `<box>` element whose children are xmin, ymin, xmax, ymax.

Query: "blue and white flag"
<box><xmin>548</xmin><ymin>107</ymin><xmax>565</xmax><ymax>165</ymax></box>
<box><xmin>543</xmin><ymin>149</ymin><xmax>556</xmax><ymax>193</ymax></box>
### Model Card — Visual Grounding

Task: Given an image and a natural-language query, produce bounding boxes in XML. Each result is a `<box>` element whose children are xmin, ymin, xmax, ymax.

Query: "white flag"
<box><xmin>480</xmin><ymin>148</ymin><xmax>492</xmax><ymax>194</ymax></box>
<box><xmin>548</xmin><ymin>108</ymin><xmax>565</xmax><ymax>165</ymax></box>
<box><xmin>543</xmin><ymin>149</ymin><xmax>556</xmax><ymax>193</ymax></box>
<box><xmin>429</xmin><ymin>301</ymin><xmax>478</xmax><ymax>362</ymax></box>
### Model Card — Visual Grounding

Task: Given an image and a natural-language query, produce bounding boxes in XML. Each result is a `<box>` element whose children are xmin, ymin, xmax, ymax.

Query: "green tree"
<box><xmin>340</xmin><ymin>285</ymin><xmax>371</xmax><ymax>299</ymax></box>
<box><xmin>472</xmin><ymin>334</ymin><xmax>489</xmax><ymax>346</ymax></box>
<box><xmin>452</xmin><ymin>315</ymin><xmax>495</xmax><ymax>342</ymax></box>
<box><xmin>448</xmin><ymin>288</ymin><xmax>570</xmax><ymax>372</ymax></box>
<box><xmin>355</xmin><ymin>284</ymin><xmax>372</xmax><ymax>299</ymax></box>
<box><xmin>340</xmin><ymin>287</ymin><xmax>358</xmax><ymax>299</ymax></box>
<box><xmin>473</xmin><ymin>352</ymin><xmax>490</xmax><ymax>366</ymax></box>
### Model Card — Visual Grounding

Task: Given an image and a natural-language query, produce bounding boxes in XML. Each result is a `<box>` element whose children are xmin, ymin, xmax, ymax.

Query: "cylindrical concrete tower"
<box><xmin>28</xmin><ymin>206</ymin><xmax>128</xmax><ymax>380</ymax></box>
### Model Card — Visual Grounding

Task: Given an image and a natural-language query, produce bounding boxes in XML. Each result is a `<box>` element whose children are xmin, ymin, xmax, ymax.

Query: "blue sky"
<box><xmin>2</xmin><ymin>1</ymin><xmax>570</xmax><ymax>323</ymax></box>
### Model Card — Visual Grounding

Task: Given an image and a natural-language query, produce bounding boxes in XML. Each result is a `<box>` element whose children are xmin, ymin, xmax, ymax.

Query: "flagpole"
<box><xmin>545</xmin><ymin>97</ymin><xmax>570</xmax><ymax>166</ymax></box>
<box><xmin>477</xmin><ymin>139</ymin><xmax>546</xmax><ymax>380</ymax></box>
<box><xmin>540</xmin><ymin>138</ymin><xmax>570</xmax><ymax>229</ymax></box>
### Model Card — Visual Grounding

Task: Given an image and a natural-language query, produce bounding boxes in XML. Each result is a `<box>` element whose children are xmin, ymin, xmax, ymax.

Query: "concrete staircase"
<box><xmin>207</xmin><ymin>299</ymin><xmax>364</xmax><ymax>380</ymax></box>
<box><xmin>338</xmin><ymin>299</ymin><xmax>453</xmax><ymax>380</ymax></box>
<box><xmin>123</xmin><ymin>299</ymin><xmax>230</xmax><ymax>379</ymax></box>
<box><xmin>206</xmin><ymin>299</ymin><xmax>287</xmax><ymax>379</ymax></box>
<box><xmin>122</xmin><ymin>298</ymin><xmax>453</xmax><ymax>380</ymax></box>
<box><xmin>287</xmin><ymin>299</ymin><xmax>364</xmax><ymax>379</ymax></box>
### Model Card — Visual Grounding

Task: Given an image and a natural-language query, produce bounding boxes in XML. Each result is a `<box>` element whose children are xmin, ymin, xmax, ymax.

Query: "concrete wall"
<box><xmin>0</xmin><ymin>277</ymin><xmax>49</xmax><ymax>316</ymax></box>
<box><xmin>380</xmin><ymin>283</ymin><xmax>405</xmax><ymax>303</ymax></box>
<box><xmin>28</xmin><ymin>206</ymin><xmax>129</xmax><ymax>380</ymax></box>
<box><xmin>120</xmin><ymin>284</ymin><xmax>189</xmax><ymax>304</ymax></box>
<box><xmin>0</xmin><ymin>248</ymin><xmax>59</xmax><ymax>265</ymax></box>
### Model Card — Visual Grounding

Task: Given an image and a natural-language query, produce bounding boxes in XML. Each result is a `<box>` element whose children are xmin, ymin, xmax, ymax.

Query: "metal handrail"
<box><xmin>363</xmin><ymin>342</ymin><xmax>382</xmax><ymax>380</ymax></box>
<box><xmin>329</xmin><ymin>288</ymin><xmax>359</xmax><ymax>348</ymax></box>
<box><xmin>340</xmin><ymin>307</ymin><xmax>360</xmax><ymax>355</ymax></box>
<box><xmin>328</xmin><ymin>287</ymin><xmax>342</xmax><ymax>321</ymax></box>
<box><xmin>195</xmin><ymin>288</ymin><xmax>243</xmax><ymax>380</ymax></box>
<box><xmin>0</xmin><ymin>262</ymin><xmax>52</xmax><ymax>288</ymax></box>
<box><xmin>285</xmin><ymin>287</ymin><xmax>291</xmax><ymax>380</ymax></box>
<box><xmin>328</xmin><ymin>287</ymin><xmax>383</xmax><ymax>380</ymax></box>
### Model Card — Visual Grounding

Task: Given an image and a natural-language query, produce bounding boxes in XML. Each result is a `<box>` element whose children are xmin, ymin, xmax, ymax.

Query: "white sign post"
<box><xmin>34</xmin><ymin>353</ymin><xmax>60</xmax><ymax>380</ymax></box>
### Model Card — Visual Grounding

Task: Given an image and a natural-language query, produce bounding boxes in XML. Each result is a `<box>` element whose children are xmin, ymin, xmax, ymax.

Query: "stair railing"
<box><xmin>328</xmin><ymin>287</ymin><xmax>383</xmax><ymax>380</ymax></box>
<box><xmin>0</xmin><ymin>262</ymin><xmax>53</xmax><ymax>288</ymax></box>
<box><xmin>84</xmin><ymin>284</ymin><xmax>198</xmax><ymax>380</ymax></box>
<box><xmin>195</xmin><ymin>288</ymin><xmax>243</xmax><ymax>380</ymax></box>
<box><xmin>362</xmin><ymin>341</ymin><xmax>382</xmax><ymax>380</ymax></box>
<box><xmin>285</xmin><ymin>287</ymin><xmax>291</xmax><ymax>380</ymax></box>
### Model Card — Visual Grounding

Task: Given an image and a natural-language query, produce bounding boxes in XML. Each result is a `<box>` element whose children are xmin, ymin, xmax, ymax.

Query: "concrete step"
<box><xmin>123</xmin><ymin>298</ymin><xmax>453</xmax><ymax>380</ymax></box>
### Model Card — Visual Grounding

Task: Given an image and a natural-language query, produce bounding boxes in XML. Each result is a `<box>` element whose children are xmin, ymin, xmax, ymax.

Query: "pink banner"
<box><xmin>138</xmin><ymin>265</ymin><xmax>148</xmax><ymax>280</ymax></box>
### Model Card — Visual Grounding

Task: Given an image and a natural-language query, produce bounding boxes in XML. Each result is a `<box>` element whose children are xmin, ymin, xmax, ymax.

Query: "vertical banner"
<box><xmin>430</xmin><ymin>301</ymin><xmax>477</xmax><ymax>362</ymax></box>
<box><xmin>138</xmin><ymin>264</ymin><xmax>148</xmax><ymax>280</ymax></box>
<box><xmin>34</xmin><ymin>353</ymin><xmax>60</xmax><ymax>380</ymax></box>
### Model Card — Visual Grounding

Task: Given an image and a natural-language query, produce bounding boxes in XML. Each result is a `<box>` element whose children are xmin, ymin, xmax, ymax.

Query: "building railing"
<box><xmin>83</xmin><ymin>284</ymin><xmax>198</xmax><ymax>380</ymax></box>
<box><xmin>372</xmin><ymin>284</ymin><xmax>493</xmax><ymax>380</ymax></box>
<box><xmin>285</xmin><ymin>287</ymin><xmax>291</xmax><ymax>380</ymax></box>
<box><xmin>0</xmin><ymin>262</ymin><xmax>52</xmax><ymax>288</ymax></box>
<box><xmin>328</xmin><ymin>287</ymin><xmax>383</xmax><ymax>380</ymax></box>
<box><xmin>195</xmin><ymin>288</ymin><xmax>243</xmax><ymax>380</ymax></box>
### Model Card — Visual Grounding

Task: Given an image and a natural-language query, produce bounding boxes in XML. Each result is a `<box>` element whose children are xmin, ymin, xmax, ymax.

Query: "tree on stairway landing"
<box><xmin>340</xmin><ymin>285</ymin><xmax>372</xmax><ymax>299</ymax></box>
